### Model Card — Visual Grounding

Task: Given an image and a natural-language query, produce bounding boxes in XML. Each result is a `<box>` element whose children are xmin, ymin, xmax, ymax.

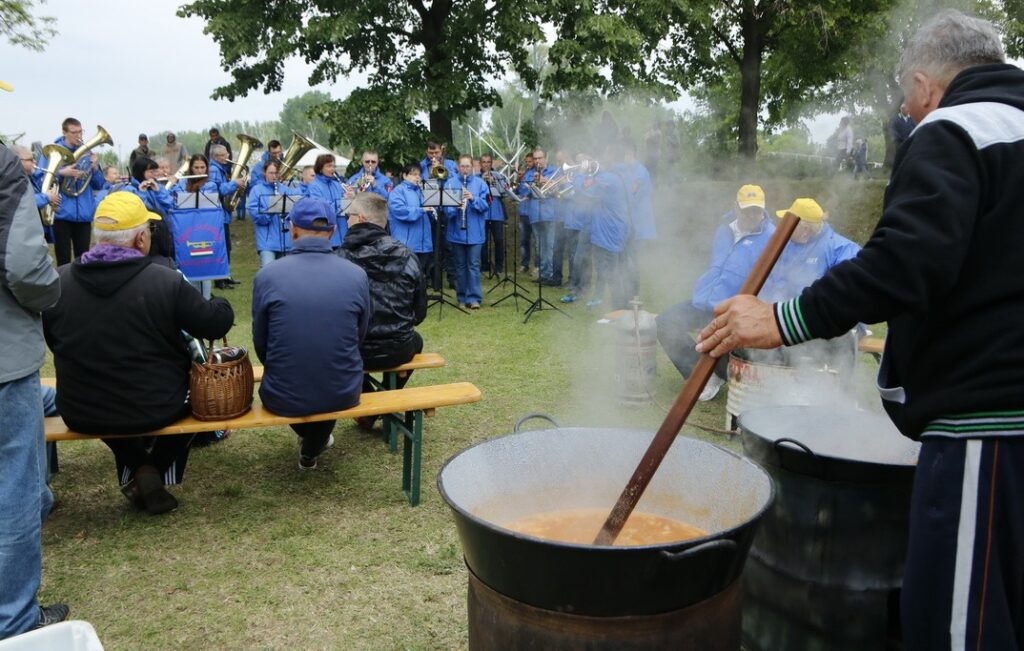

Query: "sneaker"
<box><xmin>519</xmin><ymin>265</ymin><xmax>529</xmax><ymax>273</ymax></box>
<box><xmin>354</xmin><ymin>416</ymin><xmax>376</xmax><ymax>431</ymax></box>
<box><xmin>35</xmin><ymin>604</ymin><xmax>70</xmax><ymax>629</ymax></box>
<box><xmin>227</xmin><ymin>278</ymin><xmax>241</xmax><ymax>285</ymax></box>
<box><xmin>698</xmin><ymin>374</ymin><xmax>725</xmax><ymax>402</ymax></box>
<box><xmin>299</xmin><ymin>434</ymin><xmax>335</xmax><ymax>470</ymax></box>
<box><xmin>468</xmin><ymin>303</ymin><xmax>481</xmax><ymax>310</ymax></box>
<box><xmin>560</xmin><ymin>294</ymin><xmax>577</xmax><ymax>303</ymax></box>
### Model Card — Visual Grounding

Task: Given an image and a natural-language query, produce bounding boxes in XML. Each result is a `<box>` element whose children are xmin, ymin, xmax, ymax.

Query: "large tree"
<box><xmin>543</xmin><ymin>0</ymin><xmax>895</xmax><ymax>158</ymax></box>
<box><xmin>179</xmin><ymin>0</ymin><xmax>544</xmax><ymax>151</ymax></box>
<box><xmin>1</xmin><ymin>0</ymin><xmax>55</xmax><ymax>51</ymax></box>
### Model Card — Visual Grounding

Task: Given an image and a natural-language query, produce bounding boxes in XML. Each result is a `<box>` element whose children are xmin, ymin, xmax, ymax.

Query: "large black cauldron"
<box><xmin>438</xmin><ymin>421</ymin><xmax>774</xmax><ymax>618</ymax></box>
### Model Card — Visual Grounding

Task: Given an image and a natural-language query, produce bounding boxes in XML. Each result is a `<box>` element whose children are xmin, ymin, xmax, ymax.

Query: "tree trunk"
<box><xmin>737</xmin><ymin>6</ymin><xmax>763</xmax><ymax>159</ymax></box>
<box><xmin>422</xmin><ymin>0</ymin><xmax>454</xmax><ymax>146</ymax></box>
<box><xmin>429</xmin><ymin>109</ymin><xmax>454</xmax><ymax>146</ymax></box>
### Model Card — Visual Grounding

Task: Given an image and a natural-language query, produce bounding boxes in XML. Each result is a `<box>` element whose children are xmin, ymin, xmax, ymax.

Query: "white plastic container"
<box><xmin>0</xmin><ymin>621</ymin><xmax>103</xmax><ymax>651</ymax></box>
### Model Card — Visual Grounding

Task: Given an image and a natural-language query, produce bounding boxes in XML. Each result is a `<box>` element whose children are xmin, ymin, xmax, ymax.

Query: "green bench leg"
<box><xmin>400</xmin><ymin>410</ymin><xmax>423</xmax><ymax>506</ymax></box>
<box><xmin>373</xmin><ymin>371</ymin><xmax>401</xmax><ymax>452</ymax></box>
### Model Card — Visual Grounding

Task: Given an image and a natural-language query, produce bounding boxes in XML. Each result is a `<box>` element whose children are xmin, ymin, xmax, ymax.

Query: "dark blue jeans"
<box><xmin>0</xmin><ymin>372</ymin><xmax>51</xmax><ymax>638</ymax></box>
<box><xmin>534</xmin><ymin>220</ymin><xmax>560</xmax><ymax>283</ymax></box>
<box><xmin>518</xmin><ymin>215</ymin><xmax>532</xmax><ymax>268</ymax></box>
<box><xmin>481</xmin><ymin>220</ymin><xmax>505</xmax><ymax>273</ymax></box>
<box><xmin>451</xmin><ymin>243</ymin><xmax>483</xmax><ymax>305</ymax></box>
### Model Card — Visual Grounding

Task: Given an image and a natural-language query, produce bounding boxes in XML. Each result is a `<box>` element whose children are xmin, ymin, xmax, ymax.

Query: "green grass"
<box><xmin>39</xmin><ymin>180</ymin><xmax>887</xmax><ymax>649</ymax></box>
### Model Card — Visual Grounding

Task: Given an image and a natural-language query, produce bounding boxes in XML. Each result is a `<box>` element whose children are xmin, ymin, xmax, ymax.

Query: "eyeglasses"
<box><xmin>363</xmin><ymin>160</ymin><xmax>377</xmax><ymax>164</ymax></box>
<box><xmin>20</xmin><ymin>158</ymin><xmax>33</xmax><ymax>162</ymax></box>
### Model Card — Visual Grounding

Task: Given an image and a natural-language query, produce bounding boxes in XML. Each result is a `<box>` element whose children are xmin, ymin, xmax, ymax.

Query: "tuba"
<box><xmin>59</xmin><ymin>125</ymin><xmax>114</xmax><ymax>197</ymax></box>
<box><xmin>277</xmin><ymin>133</ymin><xmax>316</xmax><ymax>183</ymax></box>
<box><xmin>224</xmin><ymin>134</ymin><xmax>263</xmax><ymax>212</ymax></box>
<box><xmin>38</xmin><ymin>144</ymin><xmax>75</xmax><ymax>226</ymax></box>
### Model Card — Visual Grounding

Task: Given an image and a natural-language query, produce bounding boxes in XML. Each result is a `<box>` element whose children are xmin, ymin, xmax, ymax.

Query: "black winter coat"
<box><xmin>339</xmin><ymin>223</ymin><xmax>426</xmax><ymax>359</ymax></box>
<box><xmin>43</xmin><ymin>256</ymin><xmax>234</xmax><ymax>434</ymax></box>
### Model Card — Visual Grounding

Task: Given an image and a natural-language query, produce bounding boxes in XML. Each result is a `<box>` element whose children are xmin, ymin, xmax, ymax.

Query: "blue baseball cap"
<box><xmin>290</xmin><ymin>197</ymin><xmax>336</xmax><ymax>232</ymax></box>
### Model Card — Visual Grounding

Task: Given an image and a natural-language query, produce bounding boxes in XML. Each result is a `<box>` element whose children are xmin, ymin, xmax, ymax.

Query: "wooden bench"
<box><xmin>858</xmin><ymin>336</ymin><xmax>885</xmax><ymax>360</ymax></box>
<box><xmin>44</xmin><ymin>382</ymin><xmax>482</xmax><ymax>506</ymax></box>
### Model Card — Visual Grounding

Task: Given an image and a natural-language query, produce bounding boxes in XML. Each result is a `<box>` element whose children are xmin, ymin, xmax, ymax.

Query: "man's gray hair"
<box><xmin>210</xmin><ymin>144</ymin><xmax>227</xmax><ymax>157</ymax></box>
<box><xmin>11</xmin><ymin>144</ymin><xmax>32</xmax><ymax>159</ymax></box>
<box><xmin>350</xmin><ymin>192</ymin><xmax>388</xmax><ymax>228</ymax></box>
<box><xmin>898</xmin><ymin>10</ymin><xmax>1004</xmax><ymax>86</ymax></box>
<box><xmin>94</xmin><ymin>221</ymin><xmax>147</xmax><ymax>248</ymax></box>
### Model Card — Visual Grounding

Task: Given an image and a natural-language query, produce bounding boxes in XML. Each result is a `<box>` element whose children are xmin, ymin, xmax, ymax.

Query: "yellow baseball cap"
<box><xmin>776</xmin><ymin>198</ymin><xmax>825</xmax><ymax>223</ymax></box>
<box><xmin>93</xmin><ymin>192</ymin><xmax>162</xmax><ymax>232</ymax></box>
<box><xmin>0</xmin><ymin>80</ymin><xmax>13</xmax><ymax>92</ymax></box>
<box><xmin>736</xmin><ymin>184</ymin><xmax>765</xmax><ymax>209</ymax></box>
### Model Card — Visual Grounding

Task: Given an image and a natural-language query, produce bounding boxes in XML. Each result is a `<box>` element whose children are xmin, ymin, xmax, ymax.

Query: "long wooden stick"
<box><xmin>593</xmin><ymin>212</ymin><xmax>801</xmax><ymax>545</ymax></box>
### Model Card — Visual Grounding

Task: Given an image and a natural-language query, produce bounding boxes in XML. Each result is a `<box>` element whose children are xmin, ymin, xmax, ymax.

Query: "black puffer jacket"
<box><xmin>339</xmin><ymin>223</ymin><xmax>426</xmax><ymax>358</ymax></box>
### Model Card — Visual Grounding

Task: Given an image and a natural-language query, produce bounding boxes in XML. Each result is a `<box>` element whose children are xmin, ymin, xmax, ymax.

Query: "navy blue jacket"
<box><xmin>252</xmin><ymin>236</ymin><xmax>371</xmax><ymax>416</ymax></box>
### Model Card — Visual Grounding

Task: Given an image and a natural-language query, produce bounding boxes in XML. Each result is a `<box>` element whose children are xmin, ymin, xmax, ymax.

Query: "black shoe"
<box><xmin>299</xmin><ymin>434</ymin><xmax>335</xmax><ymax>470</ymax></box>
<box><xmin>36</xmin><ymin>604</ymin><xmax>70</xmax><ymax>629</ymax></box>
<box><xmin>227</xmin><ymin>278</ymin><xmax>241</xmax><ymax>285</ymax></box>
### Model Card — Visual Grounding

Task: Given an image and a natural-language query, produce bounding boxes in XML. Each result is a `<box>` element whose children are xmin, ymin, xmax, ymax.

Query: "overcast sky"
<box><xmin>1</xmin><ymin>0</ymin><xmax>363</xmax><ymax>159</ymax></box>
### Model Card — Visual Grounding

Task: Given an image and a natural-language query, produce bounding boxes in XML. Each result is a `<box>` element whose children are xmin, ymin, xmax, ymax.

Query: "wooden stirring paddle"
<box><xmin>593</xmin><ymin>211</ymin><xmax>802</xmax><ymax>545</ymax></box>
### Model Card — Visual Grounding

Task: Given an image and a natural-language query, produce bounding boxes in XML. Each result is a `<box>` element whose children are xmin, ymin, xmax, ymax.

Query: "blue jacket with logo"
<box><xmin>577</xmin><ymin>167</ymin><xmax>631</xmax><ymax>254</ymax></box>
<box><xmin>305</xmin><ymin>174</ymin><xmax>346</xmax><ymax>246</ymax></box>
<box><xmin>252</xmin><ymin>235</ymin><xmax>370</xmax><ymax>416</ymax></box>
<box><xmin>346</xmin><ymin>169</ymin><xmax>393</xmax><ymax>199</ymax></box>
<box><xmin>761</xmin><ymin>224</ymin><xmax>860</xmax><ymax>303</ymax></box>
<box><xmin>477</xmin><ymin>172</ymin><xmax>508</xmax><ymax>222</ymax></box>
<box><xmin>33</xmin><ymin>136</ymin><xmax>105</xmax><ymax>223</ymax></box>
<box><xmin>444</xmin><ymin>174</ymin><xmax>489</xmax><ymax>245</ymax></box>
<box><xmin>247</xmin><ymin>179</ymin><xmax>304</xmax><ymax>252</ymax></box>
<box><xmin>691</xmin><ymin>211</ymin><xmax>776</xmax><ymax>312</ymax></box>
<box><xmin>387</xmin><ymin>180</ymin><xmax>433</xmax><ymax>253</ymax></box>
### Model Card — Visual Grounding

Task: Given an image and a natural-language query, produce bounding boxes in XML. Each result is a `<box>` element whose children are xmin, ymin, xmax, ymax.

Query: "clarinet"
<box><xmin>460</xmin><ymin>174</ymin><xmax>469</xmax><ymax>230</ymax></box>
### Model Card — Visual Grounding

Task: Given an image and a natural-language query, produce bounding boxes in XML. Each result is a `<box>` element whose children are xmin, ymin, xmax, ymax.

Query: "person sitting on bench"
<box><xmin>42</xmin><ymin>193</ymin><xmax>234</xmax><ymax>515</ymax></box>
<box><xmin>339</xmin><ymin>193</ymin><xmax>428</xmax><ymax>431</ymax></box>
<box><xmin>252</xmin><ymin>197</ymin><xmax>371</xmax><ymax>470</ymax></box>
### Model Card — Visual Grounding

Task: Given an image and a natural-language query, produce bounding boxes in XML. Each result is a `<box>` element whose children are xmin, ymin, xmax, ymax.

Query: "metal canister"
<box><xmin>614</xmin><ymin>297</ymin><xmax>658</xmax><ymax>405</ymax></box>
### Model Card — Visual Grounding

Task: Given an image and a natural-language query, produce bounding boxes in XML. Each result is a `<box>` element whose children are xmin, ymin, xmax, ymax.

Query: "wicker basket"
<box><xmin>190</xmin><ymin>339</ymin><xmax>254</xmax><ymax>421</ymax></box>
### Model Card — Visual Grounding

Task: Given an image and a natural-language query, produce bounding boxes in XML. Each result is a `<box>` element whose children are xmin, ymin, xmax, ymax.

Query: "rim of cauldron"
<box><xmin>437</xmin><ymin>427</ymin><xmax>776</xmax><ymax>552</ymax></box>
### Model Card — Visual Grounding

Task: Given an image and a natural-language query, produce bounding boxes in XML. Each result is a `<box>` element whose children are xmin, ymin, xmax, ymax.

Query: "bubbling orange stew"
<box><xmin>504</xmin><ymin>508</ymin><xmax>706</xmax><ymax>546</ymax></box>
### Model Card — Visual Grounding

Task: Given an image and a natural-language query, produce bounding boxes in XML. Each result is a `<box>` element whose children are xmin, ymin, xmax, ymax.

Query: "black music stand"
<box><xmin>265</xmin><ymin>193</ymin><xmax>298</xmax><ymax>253</ymax></box>
<box><xmin>521</xmin><ymin>191</ymin><xmax>570</xmax><ymax>324</ymax></box>
<box><xmin>489</xmin><ymin>192</ymin><xmax>534</xmax><ymax>312</ymax></box>
<box><xmin>423</xmin><ymin>180</ymin><xmax>468</xmax><ymax>319</ymax></box>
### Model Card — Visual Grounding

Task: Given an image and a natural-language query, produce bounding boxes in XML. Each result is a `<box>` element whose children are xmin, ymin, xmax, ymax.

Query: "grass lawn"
<box><xmin>38</xmin><ymin>178</ymin><xmax>887</xmax><ymax>649</ymax></box>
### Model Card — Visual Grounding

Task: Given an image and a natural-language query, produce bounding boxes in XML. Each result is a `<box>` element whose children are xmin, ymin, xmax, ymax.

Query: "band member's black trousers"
<box><xmin>52</xmin><ymin>220</ymin><xmax>92</xmax><ymax>266</ymax></box>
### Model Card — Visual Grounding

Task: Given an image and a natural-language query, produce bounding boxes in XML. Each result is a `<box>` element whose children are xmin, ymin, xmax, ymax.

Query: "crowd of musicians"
<box><xmin>27</xmin><ymin>120</ymin><xmax>657</xmax><ymax>311</ymax></box>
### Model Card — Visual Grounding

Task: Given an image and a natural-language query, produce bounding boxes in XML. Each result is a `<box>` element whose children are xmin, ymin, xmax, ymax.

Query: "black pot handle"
<box><xmin>514</xmin><ymin>413</ymin><xmax>561</xmax><ymax>432</ymax></box>
<box><xmin>773</xmin><ymin>437</ymin><xmax>816</xmax><ymax>458</ymax></box>
<box><xmin>659</xmin><ymin>538</ymin><xmax>737</xmax><ymax>564</ymax></box>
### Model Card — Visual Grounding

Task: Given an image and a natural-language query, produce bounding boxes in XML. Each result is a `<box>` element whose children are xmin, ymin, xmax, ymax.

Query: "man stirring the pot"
<box><xmin>696</xmin><ymin>11</ymin><xmax>1024</xmax><ymax>649</ymax></box>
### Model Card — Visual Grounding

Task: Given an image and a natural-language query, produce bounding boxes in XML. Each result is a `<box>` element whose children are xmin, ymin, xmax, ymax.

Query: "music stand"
<box><xmin>422</xmin><ymin>180</ymin><xmax>468</xmax><ymax>319</ymax></box>
<box><xmin>266</xmin><ymin>193</ymin><xmax>297</xmax><ymax>254</ymax></box>
<box><xmin>489</xmin><ymin>189</ymin><xmax>534</xmax><ymax>311</ymax></box>
<box><xmin>176</xmin><ymin>191</ymin><xmax>221</xmax><ymax>210</ymax></box>
<box><xmin>520</xmin><ymin>189</ymin><xmax>570</xmax><ymax>324</ymax></box>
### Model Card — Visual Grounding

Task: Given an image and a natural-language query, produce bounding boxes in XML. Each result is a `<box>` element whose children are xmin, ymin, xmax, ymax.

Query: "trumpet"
<box><xmin>59</xmin><ymin>124</ymin><xmax>113</xmax><ymax>197</ymax></box>
<box><xmin>429</xmin><ymin>157</ymin><xmax>448</xmax><ymax>181</ymax></box>
<box><xmin>38</xmin><ymin>144</ymin><xmax>75</xmax><ymax>225</ymax></box>
<box><xmin>356</xmin><ymin>171</ymin><xmax>375</xmax><ymax>192</ymax></box>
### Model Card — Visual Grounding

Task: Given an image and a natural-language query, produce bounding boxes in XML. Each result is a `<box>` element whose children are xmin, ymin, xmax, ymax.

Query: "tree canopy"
<box><xmin>1</xmin><ymin>0</ymin><xmax>56</xmax><ymax>51</ymax></box>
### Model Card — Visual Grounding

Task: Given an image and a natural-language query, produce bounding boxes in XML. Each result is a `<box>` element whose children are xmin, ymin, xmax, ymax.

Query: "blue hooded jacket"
<box><xmin>306</xmin><ymin>174</ymin><xmax>346</xmax><ymax>246</ymax></box>
<box><xmin>691</xmin><ymin>211</ymin><xmax>776</xmax><ymax>312</ymax></box>
<box><xmin>346</xmin><ymin>169</ymin><xmax>393</xmax><ymax>199</ymax></box>
<box><xmin>419</xmin><ymin>157</ymin><xmax>458</xmax><ymax>181</ymax></box>
<box><xmin>207</xmin><ymin>159</ymin><xmax>241</xmax><ymax>225</ymax></box>
<box><xmin>444</xmin><ymin>174</ymin><xmax>489</xmax><ymax>245</ymax></box>
<box><xmin>33</xmin><ymin>136</ymin><xmax>105</xmax><ymax>222</ymax></box>
<box><xmin>248</xmin><ymin>179</ymin><xmax>304</xmax><ymax>252</ymax></box>
<box><xmin>387</xmin><ymin>180</ymin><xmax>433</xmax><ymax>253</ymax></box>
<box><xmin>578</xmin><ymin>167</ymin><xmax>631</xmax><ymax>253</ymax></box>
<box><xmin>120</xmin><ymin>178</ymin><xmax>174</xmax><ymax>217</ymax></box>
<box><xmin>252</xmin><ymin>235</ymin><xmax>370</xmax><ymax>416</ymax></box>
<box><xmin>760</xmin><ymin>223</ymin><xmax>861</xmax><ymax>303</ymax></box>
<box><xmin>519</xmin><ymin>165</ymin><xmax>558</xmax><ymax>224</ymax></box>
<box><xmin>477</xmin><ymin>172</ymin><xmax>508</xmax><ymax>222</ymax></box>
<box><xmin>627</xmin><ymin>161</ymin><xmax>656</xmax><ymax>240</ymax></box>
